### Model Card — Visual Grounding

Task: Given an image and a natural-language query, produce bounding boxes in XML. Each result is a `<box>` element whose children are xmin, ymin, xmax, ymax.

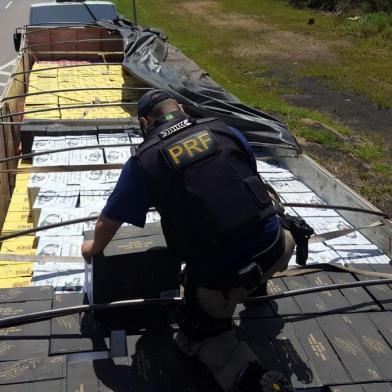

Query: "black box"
<box><xmin>0</xmin><ymin>300</ymin><xmax>51</xmax><ymax>338</ymax></box>
<box><xmin>263</xmin><ymin>317</ymin><xmax>323</xmax><ymax>389</ymax></box>
<box><xmin>0</xmin><ymin>287</ymin><xmax>53</xmax><ymax>303</ymax></box>
<box><xmin>331</xmin><ymin>384</ymin><xmax>392</xmax><ymax>392</ymax></box>
<box><xmin>327</xmin><ymin>271</ymin><xmax>380</xmax><ymax>312</ymax></box>
<box><xmin>125</xmin><ymin>329</ymin><xmax>219</xmax><ymax>392</ymax></box>
<box><xmin>66</xmin><ymin>330</ymin><xmax>219</xmax><ymax>392</ymax></box>
<box><xmin>368</xmin><ymin>312</ymin><xmax>392</xmax><ymax>348</ymax></box>
<box><xmin>84</xmin><ymin>223</ymin><xmax>181</xmax><ymax>325</ymax></box>
<box><xmin>282</xmin><ymin>273</ymin><xmax>350</xmax><ymax>314</ymax></box>
<box><xmin>291</xmin><ymin>317</ymin><xmax>350</xmax><ymax>385</ymax></box>
<box><xmin>50</xmin><ymin>293</ymin><xmax>108</xmax><ymax>354</ymax></box>
<box><xmin>0</xmin><ymin>356</ymin><xmax>66</xmax><ymax>385</ymax></box>
<box><xmin>351</xmin><ymin>264</ymin><xmax>392</xmax><ymax>310</ymax></box>
<box><xmin>340</xmin><ymin>313</ymin><xmax>392</xmax><ymax>380</ymax></box>
<box><xmin>0</xmin><ymin>339</ymin><xmax>49</xmax><ymax>361</ymax></box>
<box><xmin>267</xmin><ymin>278</ymin><xmax>303</xmax><ymax>316</ymax></box>
<box><xmin>0</xmin><ymin>379</ymin><xmax>66</xmax><ymax>392</ymax></box>
<box><xmin>235</xmin><ymin>319</ymin><xmax>286</xmax><ymax>374</ymax></box>
<box><xmin>20</xmin><ymin>123</ymin><xmax>47</xmax><ymax>155</ymax></box>
<box><xmin>303</xmin><ymin>272</ymin><xmax>351</xmax><ymax>312</ymax></box>
<box><xmin>317</xmin><ymin>314</ymin><xmax>382</xmax><ymax>383</ymax></box>
<box><xmin>66</xmin><ymin>357</ymin><xmax>131</xmax><ymax>392</ymax></box>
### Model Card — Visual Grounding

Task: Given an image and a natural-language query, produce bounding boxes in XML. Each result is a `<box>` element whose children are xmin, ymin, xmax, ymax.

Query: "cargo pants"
<box><xmin>176</xmin><ymin>228</ymin><xmax>295</xmax><ymax>392</ymax></box>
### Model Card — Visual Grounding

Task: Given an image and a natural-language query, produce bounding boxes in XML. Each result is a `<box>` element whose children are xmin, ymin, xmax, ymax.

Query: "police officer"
<box><xmin>82</xmin><ymin>89</ymin><xmax>295</xmax><ymax>392</ymax></box>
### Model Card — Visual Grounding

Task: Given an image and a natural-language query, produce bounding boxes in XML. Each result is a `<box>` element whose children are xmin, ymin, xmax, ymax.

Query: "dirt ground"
<box><xmin>285</xmin><ymin>77</ymin><xmax>392</xmax><ymax>136</ymax></box>
<box><xmin>179</xmin><ymin>0</ymin><xmax>392</xmax><ymax>215</ymax></box>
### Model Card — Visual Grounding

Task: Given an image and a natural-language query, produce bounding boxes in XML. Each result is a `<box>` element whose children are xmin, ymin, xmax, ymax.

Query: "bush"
<box><xmin>343</xmin><ymin>12</ymin><xmax>392</xmax><ymax>40</ymax></box>
<box><xmin>288</xmin><ymin>0</ymin><xmax>392</xmax><ymax>13</ymax></box>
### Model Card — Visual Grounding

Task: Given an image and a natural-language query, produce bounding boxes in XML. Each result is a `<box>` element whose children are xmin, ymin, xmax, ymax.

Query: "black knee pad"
<box><xmin>176</xmin><ymin>302</ymin><xmax>233</xmax><ymax>341</ymax></box>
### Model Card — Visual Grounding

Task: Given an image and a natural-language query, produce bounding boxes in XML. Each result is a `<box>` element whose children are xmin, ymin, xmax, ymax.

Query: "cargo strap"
<box><xmin>0</xmin><ymin>163</ymin><xmax>124</xmax><ymax>174</ymax></box>
<box><xmin>273</xmin><ymin>262</ymin><xmax>392</xmax><ymax>279</ymax></box>
<box><xmin>309</xmin><ymin>220</ymin><xmax>385</xmax><ymax>243</ymax></box>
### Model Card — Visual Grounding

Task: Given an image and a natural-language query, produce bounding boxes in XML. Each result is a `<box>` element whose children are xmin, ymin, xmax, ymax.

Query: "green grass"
<box><xmin>341</xmin><ymin>12</ymin><xmax>392</xmax><ymax>40</ymax></box>
<box><xmin>114</xmin><ymin>0</ymin><xmax>391</xmax><ymax>210</ymax></box>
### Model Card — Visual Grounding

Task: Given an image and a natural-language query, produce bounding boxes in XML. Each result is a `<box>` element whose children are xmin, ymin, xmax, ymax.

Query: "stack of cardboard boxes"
<box><xmin>24</xmin><ymin>62</ymin><xmax>136</xmax><ymax>120</ymax></box>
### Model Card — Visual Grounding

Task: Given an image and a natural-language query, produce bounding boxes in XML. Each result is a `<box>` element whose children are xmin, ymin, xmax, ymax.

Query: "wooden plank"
<box><xmin>0</xmin><ymin>117</ymin><xmax>10</xmax><ymax>230</ymax></box>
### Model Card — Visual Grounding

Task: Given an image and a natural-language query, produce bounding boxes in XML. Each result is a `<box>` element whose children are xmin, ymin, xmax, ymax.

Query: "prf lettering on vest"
<box><xmin>164</xmin><ymin>130</ymin><xmax>219</xmax><ymax>169</ymax></box>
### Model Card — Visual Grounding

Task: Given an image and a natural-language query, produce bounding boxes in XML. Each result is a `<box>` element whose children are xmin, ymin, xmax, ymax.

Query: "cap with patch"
<box><xmin>137</xmin><ymin>89</ymin><xmax>176</xmax><ymax>119</ymax></box>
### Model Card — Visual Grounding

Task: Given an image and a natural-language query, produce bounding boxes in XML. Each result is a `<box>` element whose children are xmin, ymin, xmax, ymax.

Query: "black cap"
<box><xmin>137</xmin><ymin>89</ymin><xmax>176</xmax><ymax>120</ymax></box>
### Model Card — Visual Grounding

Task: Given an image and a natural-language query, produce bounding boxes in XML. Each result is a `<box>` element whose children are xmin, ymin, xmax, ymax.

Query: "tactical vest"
<box><xmin>136</xmin><ymin>114</ymin><xmax>276</xmax><ymax>262</ymax></box>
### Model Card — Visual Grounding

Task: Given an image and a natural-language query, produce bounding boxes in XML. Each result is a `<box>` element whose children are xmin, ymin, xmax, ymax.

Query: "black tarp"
<box><xmin>98</xmin><ymin>19</ymin><xmax>300</xmax><ymax>152</ymax></box>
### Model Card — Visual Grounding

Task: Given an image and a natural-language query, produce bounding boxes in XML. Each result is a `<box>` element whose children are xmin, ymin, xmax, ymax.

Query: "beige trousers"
<box><xmin>176</xmin><ymin>229</ymin><xmax>295</xmax><ymax>391</ymax></box>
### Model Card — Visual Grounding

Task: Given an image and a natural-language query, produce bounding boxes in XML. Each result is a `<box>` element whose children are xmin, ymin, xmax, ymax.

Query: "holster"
<box><xmin>280</xmin><ymin>214</ymin><xmax>314</xmax><ymax>266</ymax></box>
<box><xmin>237</xmin><ymin>262</ymin><xmax>263</xmax><ymax>291</ymax></box>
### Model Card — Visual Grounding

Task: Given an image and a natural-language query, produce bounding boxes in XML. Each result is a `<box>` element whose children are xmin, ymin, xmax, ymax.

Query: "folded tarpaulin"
<box><xmin>98</xmin><ymin>19</ymin><xmax>300</xmax><ymax>152</ymax></box>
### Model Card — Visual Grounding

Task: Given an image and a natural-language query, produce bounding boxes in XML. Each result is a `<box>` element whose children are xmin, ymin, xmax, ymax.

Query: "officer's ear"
<box><xmin>139</xmin><ymin>117</ymin><xmax>149</xmax><ymax>136</ymax></box>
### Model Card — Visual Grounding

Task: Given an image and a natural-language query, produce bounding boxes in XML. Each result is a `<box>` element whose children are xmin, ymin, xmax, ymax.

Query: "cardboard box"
<box><xmin>368</xmin><ymin>312</ymin><xmax>392</xmax><ymax>348</ymax></box>
<box><xmin>104</xmin><ymin>147</ymin><xmax>132</xmax><ymax>163</ymax></box>
<box><xmin>120</xmin><ymin>330</ymin><xmax>219</xmax><ymax>391</ymax></box>
<box><xmin>4</xmin><ymin>212</ymin><xmax>30</xmax><ymax>223</ymax></box>
<box><xmin>79</xmin><ymin>185</ymin><xmax>114</xmax><ymax>208</ymax></box>
<box><xmin>1</xmin><ymin>221</ymin><xmax>34</xmax><ymax>234</ymax></box>
<box><xmin>340</xmin><ymin>313</ymin><xmax>392</xmax><ymax>380</ymax></box>
<box><xmin>0</xmin><ymin>277</ymin><xmax>32</xmax><ymax>289</ymax></box>
<box><xmin>61</xmin><ymin>236</ymin><xmax>83</xmax><ymax>257</ymax></box>
<box><xmin>0</xmin><ymin>263</ymin><xmax>33</xmax><ymax>279</ymax></box>
<box><xmin>0</xmin><ymin>238</ymin><xmax>35</xmax><ymax>255</ymax></box>
<box><xmin>50</xmin><ymin>294</ymin><xmax>108</xmax><ymax>354</ymax></box>
<box><xmin>317</xmin><ymin>314</ymin><xmax>383</xmax><ymax>382</ymax></box>
<box><xmin>33</xmin><ymin>151</ymin><xmax>68</xmax><ymax>167</ymax></box>
<box><xmin>0</xmin><ymin>356</ymin><xmax>66</xmax><ymax>385</ymax></box>
<box><xmin>84</xmin><ymin>223</ymin><xmax>181</xmax><ymax>324</ymax></box>
<box><xmin>28</xmin><ymin>172</ymin><xmax>68</xmax><ymax>207</ymax></box>
<box><xmin>83</xmin><ymin>208</ymin><xmax>103</xmax><ymax>233</ymax></box>
<box><xmin>65</xmin><ymin>135</ymin><xmax>97</xmax><ymax>148</ymax></box>
<box><xmin>105</xmin><ymin>169</ymin><xmax>121</xmax><ymax>183</ymax></box>
<box><xmin>36</xmin><ymin>208</ymin><xmax>84</xmax><ymax>237</ymax></box>
<box><xmin>32</xmin><ymin>136</ymin><xmax>66</xmax><ymax>153</ymax></box>
<box><xmin>20</xmin><ymin>123</ymin><xmax>47</xmax><ymax>154</ymax></box>
<box><xmin>32</xmin><ymin>187</ymin><xmax>79</xmax><ymax>226</ymax></box>
<box><xmin>282</xmin><ymin>273</ymin><xmax>351</xmax><ymax>314</ymax></box>
<box><xmin>0</xmin><ymin>339</ymin><xmax>49</xmax><ymax>361</ymax></box>
<box><xmin>98</xmin><ymin>133</ymin><xmax>130</xmax><ymax>145</ymax></box>
<box><xmin>263</xmin><ymin>317</ymin><xmax>323</xmax><ymax>389</ymax></box>
<box><xmin>351</xmin><ymin>264</ymin><xmax>392</xmax><ymax>310</ymax></box>
<box><xmin>69</xmin><ymin>148</ymin><xmax>104</xmax><ymax>165</ymax></box>
<box><xmin>0</xmin><ymin>380</ymin><xmax>66</xmax><ymax>392</ymax></box>
<box><xmin>36</xmin><ymin>237</ymin><xmax>63</xmax><ymax>257</ymax></box>
<box><xmin>331</xmin><ymin>384</ymin><xmax>392</xmax><ymax>392</ymax></box>
<box><xmin>327</xmin><ymin>271</ymin><xmax>380</xmax><ymax>311</ymax></box>
<box><xmin>0</xmin><ymin>300</ymin><xmax>51</xmax><ymax>338</ymax></box>
<box><xmin>291</xmin><ymin>317</ymin><xmax>351</xmax><ymax>385</ymax></box>
<box><xmin>80</xmin><ymin>170</ymin><xmax>106</xmax><ymax>184</ymax></box>
<box><xmin>266</xmin><ymin>277</ymin><xmax>303</xmax><ymax>316</ymax></box>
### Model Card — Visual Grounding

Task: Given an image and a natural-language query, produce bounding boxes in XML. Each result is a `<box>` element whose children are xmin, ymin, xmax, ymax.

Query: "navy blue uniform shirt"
<box><xmin>102</xmin><ymin>125</ymin><xmax>279</xmax><ymax>259</ymax></box>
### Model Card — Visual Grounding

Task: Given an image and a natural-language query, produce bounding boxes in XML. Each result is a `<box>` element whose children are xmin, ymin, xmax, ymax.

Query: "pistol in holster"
<box><xmin>280</xmin><ymin>214</ymin><xmax>314</xmax><ymax>266</ymax></box>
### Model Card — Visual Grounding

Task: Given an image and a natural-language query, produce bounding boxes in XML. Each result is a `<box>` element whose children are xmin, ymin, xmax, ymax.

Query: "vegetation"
<box><xmin>289</xmin><ymin>0</ymin><xmax>392</xmax><ymax>13</ymax></box>
<box><xmin>114</xmin><ymin>0</ymin><xmax>391</xmax><ymax>213</ymax></box>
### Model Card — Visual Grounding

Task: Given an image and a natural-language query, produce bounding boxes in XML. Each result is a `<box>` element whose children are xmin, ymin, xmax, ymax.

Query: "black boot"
<box><xmin>249</xmin><ymin>282</ymin><xmax>268</xmax><ymax>297</ymax></box>
<box><xmin>259</xmin><ymin>371</ymin><xmax>295</xmax><ymax>392</ymax></box>
<box><xmin>237</xmin><ymin>362</ymin><xmax>295</xmax><ymax>392</ymax></box>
